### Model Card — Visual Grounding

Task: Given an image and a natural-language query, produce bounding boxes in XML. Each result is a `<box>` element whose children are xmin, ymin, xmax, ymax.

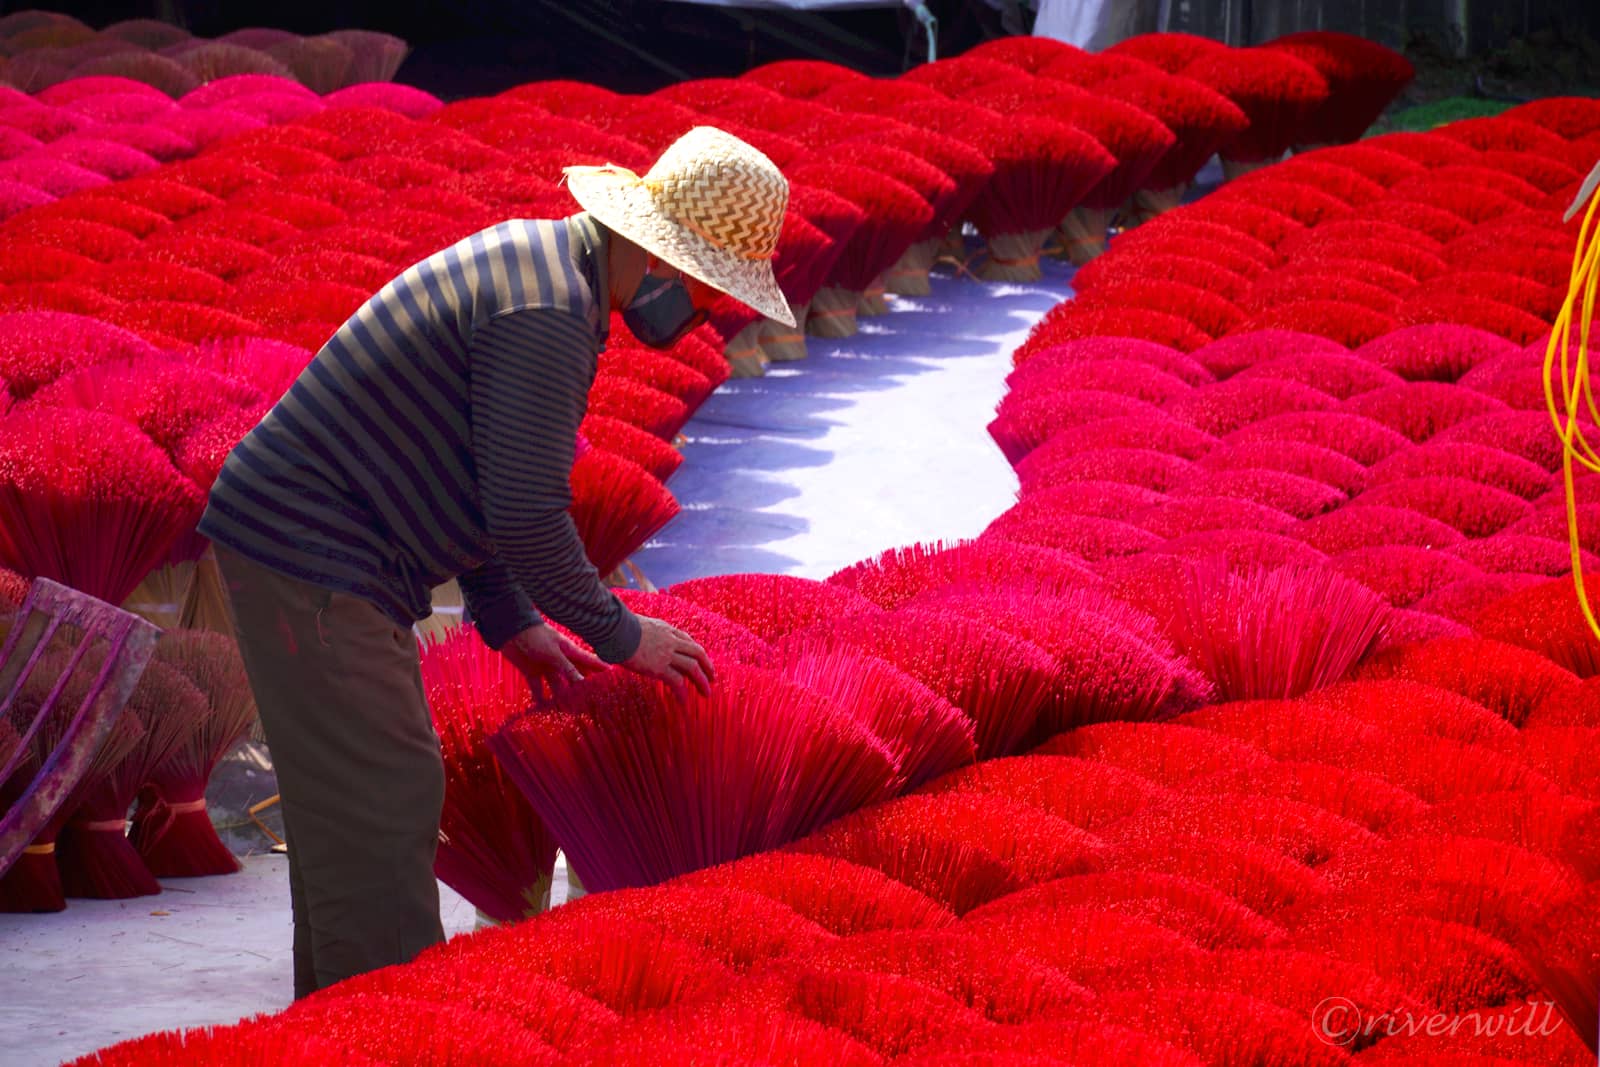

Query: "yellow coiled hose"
<box><xmin>1545</xmin><ymin>157</ymin><xmax>1600</xmax><ymax>644</ymax></box>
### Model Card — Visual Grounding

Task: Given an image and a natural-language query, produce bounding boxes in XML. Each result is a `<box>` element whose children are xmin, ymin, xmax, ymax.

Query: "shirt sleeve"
<box><xmin>467</xmin><ymin>307</ymin><xmax>643</xmax><ymax>663</ymax></box>
<box><xmin>456</xmin><ymin>556</ymin><xmax>540</xmax><ymax>650</ymax></box>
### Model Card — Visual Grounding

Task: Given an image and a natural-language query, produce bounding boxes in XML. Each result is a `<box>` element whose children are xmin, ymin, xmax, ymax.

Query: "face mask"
<box><xmin>622</xmin><ymin>270</ymin><xmax>707</xmax><ymax>349</ymax></box>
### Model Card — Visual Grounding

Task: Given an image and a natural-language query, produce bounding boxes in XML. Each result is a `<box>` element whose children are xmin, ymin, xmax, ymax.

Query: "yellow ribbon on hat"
<box><xmin>566</xmin><ymin>163</ymin><xmax>775</xmax><ymax>262</ymax></box>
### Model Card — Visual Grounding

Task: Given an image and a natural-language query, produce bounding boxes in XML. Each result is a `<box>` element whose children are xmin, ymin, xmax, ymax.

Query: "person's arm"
<box><xmin>456</xmin><ymin>557</ymin><xmax>539</xmax><ymax>650</ymax></box>
<box><xmin>467</xmin><ymin>308</ymin><xmax>642</xmax><ymax>663</ymax></box>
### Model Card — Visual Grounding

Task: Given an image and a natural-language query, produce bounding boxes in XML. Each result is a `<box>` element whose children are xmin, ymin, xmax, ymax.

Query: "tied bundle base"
<box><xmin>132</xmin><ymin>783</ymin><xmax>242</xmax><ymax>877</ymax></box>
<box><xmin>1128</xmin><ymin>185</ymin><xmax>1189</xmax><ymax>226</ymax></box>
<box><xmin>884</xmin><ymin>238</ymin><xmax>940</xmax><ymax>297</ymax></box>
<box><xmin>1055</xmin><ymin>206</ymin><xmax>1118</xmax><ymax>266</ymax></box>
<box><xmin>759</xmin><ymin>305</ymin><xmax>809</xmax><ymax>363</ymax></box>
<box><xmin>807</xmin><ymin>287</ymin><xmax>859</xmax><ymax>339</ymax></box>
<box><xmin>58</xmin><ymin>814</ymin><xmax>161</xmax><ymax>899</ymax></box>
<box><xmin>723</xmin><ymin>319</ymin><xmax>767</xmax><ymax>379</ymax></box>
<box><xmin>978</xmin><ymin>229</ymin><xmax>1053</xmax><ymax>283</ymax></box>
<box><xmin>0</xmin><ymin>841</ymin><xmax>65</xmax><ymax>913</ymax></box>
<box><xmin>855</xmin><ymin>274</ymin><xmax>889</xmax><ymax>317</ymax></box>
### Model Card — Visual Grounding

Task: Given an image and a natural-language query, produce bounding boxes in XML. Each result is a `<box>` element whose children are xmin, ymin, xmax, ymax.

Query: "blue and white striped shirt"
<box><xmin>198</xmin><ymin>213</ymin><xmax>643</xmax><ymax>662</ymax></box>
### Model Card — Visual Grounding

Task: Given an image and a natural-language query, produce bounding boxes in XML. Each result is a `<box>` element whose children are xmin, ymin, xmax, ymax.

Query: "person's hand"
<box><xmin>502</xmin><ymin>623</ymin><xmax>607</xmax><ymax>699</ymax></box>
<box><xmin>623</xmin><ymin>615</ymin><xmax>715</xmax><ymax>701</ymax></box>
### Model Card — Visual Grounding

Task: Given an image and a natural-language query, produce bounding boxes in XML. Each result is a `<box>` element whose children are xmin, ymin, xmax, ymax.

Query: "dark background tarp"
<box><xmin>10</xmin><ymin>1</ymin><xmax>1600</xmax><ymax>97</ymax></box>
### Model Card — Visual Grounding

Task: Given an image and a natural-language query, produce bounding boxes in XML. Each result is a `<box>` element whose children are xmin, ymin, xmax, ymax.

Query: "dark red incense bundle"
<box><xmin>416</xmin><ymin>625</ymin><xmax>559</xmax><ymax>921</ymax></box>
<box><xmin>1263</xmin><ymin>31</ymin><xmax>1414</xmax><ymax>147</ymax></box>
<box><xmin>787</xmin><ymin>162</ymin><xmax>929</xmax><ymax>335</ymax></box>
<box><xmin>965</xmin><ymin>77</ymin><xmax>1174</xmax><ymax>246</ymax></box>
<box><xmin>489</xmin><ymin>664</ymin><xmax>896</xmax><ymax>891</ymax></box>
<box><xmin>567</xmin><ymin>447</ymin><xmax>679</xmax><ymax>577</ymax></box>
<box><xmin>270</xmin><ymin>994</ymin><xmax>559</xmax><ymax>1066</ymax></box>
<box><xmin>1013</xmin><ymin>305</ymin><xmax>1214</xmax><ymax>357</ymax></box>
<box><xmin>127</xmin><ymin>232</ymin><xmax>274</xmax><ymax>280</ymax></box>
<box><xmin>896</xmin><ymin>103</ymin><xmax>1114</xmax><ymax>281</ymax></box>
<box><xmin>316</xmin><ymin>957</ymin><xmax>617</xmax><ymax>1052</ymax></box>
<box><xmin>917</xmin><ymin>755</ymin><xmax>1170</xmax><ymax>832</ymax></box>
<box><xmin>597</xmin><ymin>347</ymin><xmax>713</xmax><ymax>411</ymax></box>
<box><xmin>788</xmin><ymin>162</ymin><xmax>930</xmax><ymax>291</ymax></box>
<box><xmin>1472</xmin><ymin>580</ymin><xmax>1600</xmax><ymax>678</ymax></box>
<box><xmin>825</xmin><ymin>141</ymin><xmax>958</xmax><ymax>242</ymax></box>
<box><xmin>57</xmin><ymin>659</ymin><xmax>210</xmax><ymax>898</ymax></box>
<box><xmin>775</xmin><ymin>633</ymin><xmax>977</xmax><ymax>792</ymax></box>
<box><xmin>0</xmin><ymin>408</ymin><xmax>204</xmax><ymax>605</ymax></box>
<box><xmin>1181</xmin><ymin>47</ymin><xmax>1330</xmax><ymax>172</ymax></box>
<box><xmin>584</xmin><ymin>997</ymin><xmax>880</xmax><ymax>1067</ymax></box>
<box><xmin>127</xmin><ymin>630</ymin><xmax>255</xmax><ymax>878</ymax></box>
<box><xmin>1107</xmin><ymin>31</ymin><xmax>1230</xmax><ymax>73</ymax></box>
<box><xmin>578</xmin><ymin>414</ymin><xmax>682</xmax><ymax>482</ymax></box>
<box><xmin>678</xmin><ymin>849</ymin><xmax>956</xmax><ymax>936</ymax></box>
<box><xmin>584</xmin><ymin>373</ymin><xmax>689</xmax><ymax>439</ymax></box>
<box><xmin>784</xmin><ymin>809</ymin><xmax>1023</xmax><ymax>916</ymax></box>
<box><xmin>1090</xmin><ymin>71</ymin><xmax>1249</xmax><ymax>207</ymax></box>
<box><xmin>0</xmin><ymin>649</ymin><xmax>146</xmax><ymax>913</ymax></box>
<box><xmin>770</xmin><ymin>210</ymin><xmax>838</xmax><ymax>313</ymax></box>
<box><xmin>61</xmin><ymin>1022</ymin><xmax>387</xmax><ymax>1066</ymax></box>
<box><xmin>741</xmin><ymin>59</ymin><xmax>867</xmax><ymax>99</ymax></box>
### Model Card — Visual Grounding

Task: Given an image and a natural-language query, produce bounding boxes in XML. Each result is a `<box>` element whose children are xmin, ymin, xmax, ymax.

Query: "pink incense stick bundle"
<box><xmin>489</xmin><ymin>664</ymin><xmax>897</xmax><ymax>891</ymax></box>
<box><xmin>613</xmin><ymin>589</ymin><xmax>773</xmax><ymax>666</ymax></box>
<box><xmin>830</xmin><ymin>538</ymin><xmax>1096</xmax><ymax>610</ymax></box>
<box><xmin>0</xmin><ymin>407</ymin><xmax>205</xmax><ymax>606</ymax></box>
<box><xmin>666</xmin><ymin>572</ymin><xmax>880</xmax><ymax>641</ymax></box>
<box><xmin>23</xmin><ymin>355</ymin><xmax>265</xmax><ymax>457</ymax></box>
<box><xmin>416</xmin><ymin>625</ymin><xmax>558</xmax><ymax>922</ymax></box>
<box><xmin>776</xmin><ymin>633</ymin><xmax>977</xmax><ymax>792</ymax></box>
<box><xmin>782</xmin><ymin>608</ymin><xmax>1056</xmax><ymax>759</ymax></box>
<box><xmin>0</xmin><ymin>310</ymin><xmax>161</xmax><ymax>400</ymax></box>
<box><xmin>907</xmin><ymin>586</ymin><xmax>1212</xmax><ymax>739</ymax></box>
<box><xmin>1156</xmin><ymin>560</ymin><xmax>1394</xmax><ymax>701</ymax></box>
<box><xmin>57</xmin><ymin>659</ymin><xmax>210</xmax><ymax>898</ymax></box>
<box><xmin>129</xmin><ymin>630</ymin><xmax>256</xmax><ymax>877</ymax></box>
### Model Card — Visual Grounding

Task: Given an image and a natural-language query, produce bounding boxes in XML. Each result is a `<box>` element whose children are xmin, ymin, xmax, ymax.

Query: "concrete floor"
<box><xmin>0</xmin><ymin>258</ymin><xmax>1071</xmax><ymax>1067</ymax></box>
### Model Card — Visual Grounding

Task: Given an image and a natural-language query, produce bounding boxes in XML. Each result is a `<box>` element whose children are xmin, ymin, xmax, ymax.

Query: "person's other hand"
<box><xmin>502</xmin><ymin>623</ymin><xmax>606</xmax><ymax>698</ymax></box>
<box><xmin>623</xmin><ymin>615</ymin><xmax>715</xmax><ymax>700</ymax></box>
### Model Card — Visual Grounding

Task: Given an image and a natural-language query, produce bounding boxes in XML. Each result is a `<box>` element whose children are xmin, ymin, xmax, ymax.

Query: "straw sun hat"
<box><xmin>565</xmin><ymin>125</ymin><xmax>797</xmax><ymax>328</ymax></box>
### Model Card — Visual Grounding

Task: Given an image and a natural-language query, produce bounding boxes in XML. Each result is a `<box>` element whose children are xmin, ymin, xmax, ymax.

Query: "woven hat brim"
<box><xmin>567</xmin><ymin>169</ymin><xmax>798</xmax><ymax>329</ymax></box>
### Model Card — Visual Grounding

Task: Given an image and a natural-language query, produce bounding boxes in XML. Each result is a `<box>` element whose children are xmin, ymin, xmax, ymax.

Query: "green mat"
<box><xmin>1367</xmin><ymin>96</ymin><xmax>1516</xmax><ymax>134</ymax></box>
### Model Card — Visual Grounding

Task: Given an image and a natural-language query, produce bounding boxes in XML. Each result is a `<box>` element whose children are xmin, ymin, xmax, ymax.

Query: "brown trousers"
<box><xmin>214</xmin><ymin>547</ymin><xmax>445</xmax><ymax>998</ymax></box>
